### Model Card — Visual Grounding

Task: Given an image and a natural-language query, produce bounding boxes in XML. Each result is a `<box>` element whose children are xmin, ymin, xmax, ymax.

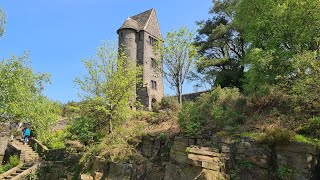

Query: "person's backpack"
<box><xmin>24</xmin><ymin>128</ymin><xmax>31</xmax><ymax>136</ymax></box>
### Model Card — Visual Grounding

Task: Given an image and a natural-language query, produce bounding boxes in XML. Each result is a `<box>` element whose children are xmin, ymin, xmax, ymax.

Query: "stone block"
<box><xmin>197</xmin><ymin>169</ymin><xmax>226</xmax><ymax>180</ymax></box>
<box><xmin>107</xmin><ymin>162</ymin><xmax>132</xmax><ymax>180</ymax></box>
<box><xmin>93</xmin><ymin>172</ymin><xmax>103</xmax><ymax>180</ymax></box>
<box><xmin>170</xmin><ymin>149</ymin><xmax>188</xmax><ymax>164</ymax></box>
<box><xmin>275</xmin><ymin>142</ymin><xmax>318</xmax><ymax>155</ymax></box>
<box><xmin>163</xmin><ymin>163</ymin><xmax>181</xmax><ymax>180</ymax></box>
<box><xmin>187</xmin><ymin>154</ymin><xmax>220</xmax><ymax>163</ymax></box>
<box><xmin>188</xmin><ymin>145</ymin><xmax>219</xmax><ymax>156</ymax></box>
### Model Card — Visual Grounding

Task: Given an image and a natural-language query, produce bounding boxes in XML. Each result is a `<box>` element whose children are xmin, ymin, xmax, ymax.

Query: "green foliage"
<box><xmin>155</xmin><ymin>27</ymin><xmax>199</xmax><ymax>107</ymax></box>
<box><xmin>62</xmin><ymin>101</ymin><xmax>81</xmax><ymax>118</ymax></box>
<box><xmin>185</xmin><ymin>147</ymin><xmax>191</xmax><ymax>153</ymax></box>
<box><xmin>256</xmin><ymin>127</ymin><xmax>295</xmax><ymax>146</ymax></box>
<box><xmin>80</xmin><ymin>120</ymin><xmax>147</xmax><ymax>169</ymax></box>
<box><xmin>298</xmin><ymin>117</ymin><xmax>320</xmax><ymax>138</ymax></box>
<box><xmin>236</xmin><ymin>0</ymin><xmax>320</xmax><ymax>95</ymax></box>
<box><xmin>179</xmin><ymin>87</ymin><xmax>245</xmax><ymax>136</ymax></box>
<box><xmin>240</xmin><ymin>160</ymin><xmax>254</xmax><ymax>170</ymax></box>
<box><xmin>283</xmin><ymin>51</ymin><xmax>320</xmax><ymax>116</ymax></box>
<box><xmin>294</xmin><ymin>135</ymin><xmax>320</xmax><ymax>149</ymax></box>
<box><xmin>66</xmin><ymin>116</ymin><xmax>95</xmax><ymax>145</ymax></box>
<box><xmin>194</xmin><ymin>0</ymin><xmax>245</xmax><ymax>89</ymax></box>
<box><xmin>0</xmin><ymin>155</ymin><xmax>19</xmax><ymax>174</ymax></box>
<box><xmin>179</xmin><ymin>101</ymin><xmax>204</xmax><ymax>136</ymax></box>
<box><xmin>0</xmin><ymin>53</ymin><xmax>60</xmax><ymax>141</ymax></box>
<box><xmin>153</xmin><ymin>97</ymin><xmax>180</xmax><ymax>113</ymax></box>
<box><xmin>235</xmin><ymin>0</ymin><xmax>320</xmax><ymax>53</ymax></box>
<box><xmin>75</xmin><ymin>41</ymin><xmax>141</xmax><ymax>133</ymax></box>
<box><xmin>45</xmin><ymin>130</ymin><xmax>66</xmax><ymax>149</ymax></box>
<box><xmin>277</xmin><ymin>166</ymin><xmax>293</xmax><ymax>180</ymax></box>
<box><xmin>8</xmin><ymin>155</ymin><xmax>19</xmax><ymax>167</ymax></box>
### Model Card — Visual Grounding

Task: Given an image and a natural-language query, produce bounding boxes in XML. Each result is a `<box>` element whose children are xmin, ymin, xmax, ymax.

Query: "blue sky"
<box><xmin>0</xmin><ymin>0</ymin><xmax>212</xmax><ymax>103</ymax></box>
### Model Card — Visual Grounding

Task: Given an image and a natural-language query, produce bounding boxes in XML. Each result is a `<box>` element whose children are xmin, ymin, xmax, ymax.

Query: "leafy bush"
<box><xmin>297</xmin><ymin>117</ymin><xmax>320</xmax><ymax>138</ymax></box>
<box><xmin>179</xmin><ymin>87</ymin><xmax>245</xmax><ymax>136</ymax></box>
<box><xmin>277</xmin><ymin>166</ymin><xmax>293</xmax><ymax>180</ymax></box>
<box><xmin>153</xmin><ymin>97</ymin><xmax>180</xmax><ymax>113</ymax></box>
<box><xmin>0</xmin><ymin>155</ymin><xmax>19</xmax><ymax>174</ymax></box>
<box><xmin>66</xmin><ymin>116</ymin><xmax>95</xmax><ymax>145</ymax></box>
<box><xmin>257</xmin><ymin>127</ymin><xmax>295</xmax><ymax>146</ymax></box>
<box><xmin>179</xmin><ymin>101</ymin><xmax>204</xmax><ymax>136</ymax></box>
<box><xmin>8</xmin><ymin>155</ymin><xmax>19</xmax><ymax>167</ymax></box>
<box><xmin>45</xmin><ymin>130</ymin><xmax>66</xmax><ymax>149</ymax></box>
<box><xmin>294</xmin><ymin>135</ymin><xmax>320</xmax><ymax>149</ymax></box>
<box><xmin>80</xmin><ymin>120</ymin><xmax>147</xmax><ymax>170</ymax></box>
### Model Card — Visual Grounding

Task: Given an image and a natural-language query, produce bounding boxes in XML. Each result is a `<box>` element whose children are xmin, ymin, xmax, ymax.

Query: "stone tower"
<box><xmin>117</xmin><ymin>9</ymin><xmax>164</xmax><ymax>109</ymax></box>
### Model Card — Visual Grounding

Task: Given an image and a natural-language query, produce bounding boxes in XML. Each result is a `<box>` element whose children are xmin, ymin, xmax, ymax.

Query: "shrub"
<box><xmin>80</xmin><ymin>120</ymin><xmax>147</xmax><ymax>170</ymax></box>
<box><xmin>257</xmin><ymin>127</ymin><xmax>295</xmax><ymax>146</ymax></box>
<box><xmin>179</xmin><ymin>87</ymin><xmax>245</xmax><ymax>136</ymax></box>
<box><xmin>179</xmin><ymin>101</ymin><xmax>204</xmax><ymax>136</ymax></box>
<box><xmin>66</xmin><ymin>116</ymin><xmax>95</xmax><ymax>145</ymax></box>
<box><xmin>8</xmin><ymin>155</ymin><xmax>19</xmax><ymax>167</ymax></box>
<box><xmin>0</xmin><ymin>155</ymin><xmax>19</xmax><ymax>174</ymax></box>
<box><xmin>153</xmin><ymin>97</ymin><xmax>180</xmax><ymax>113</ymax></box>
<box><xmin>45</xmin><ymin>130</ymin><xmax>66</xmax><ymax>149</ymax></box>
<box><xmin>277</xmin><ymin>166</ymin><xmax>293</xmax><ymax>180</ymax></box>
<box><xmin>297</xmin><ymin>117</ymin><xmax>320</xmax><ymax>138</ymax></box>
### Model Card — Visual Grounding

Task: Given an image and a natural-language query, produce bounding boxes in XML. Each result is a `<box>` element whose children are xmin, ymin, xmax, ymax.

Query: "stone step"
<box><xmin>16</xmin><ymin>169</ymin><xmax>24</xmax><ymax>173</ymax></box>
<box><xmin>20</xmin><ymin>166</ymin><xmax>30</xmax><ymax>170</ymax></box>
<box><xmin>11</xmin><ymin>172</ymin><xmax>19</xmax><ymax>176</ymax></box>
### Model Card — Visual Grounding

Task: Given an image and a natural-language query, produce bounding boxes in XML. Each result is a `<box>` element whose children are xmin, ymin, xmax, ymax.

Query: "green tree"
<box><xmin>75</xmin><ymin>42</ymin><xmax>141</xmax><ymax>133</ymax></box>
<box><xmin>0</xmin><ymin>53</ymin><xmax>60</xmax><ymax>140</ymax></box>
<box><xmin>156</xmin><ymin>27</ymin><xmax>198</xmax><ymax>107</ymax></box>
<box><xmin>235</xmin><ymin>0</ymin><xmax>320</xmax><ymax>94</ymax></box>
<box><xmin>194</xmin><ymin>0</ymin><xmax>246</xmax><ymax>89</ymax></box>
<box><xmin>0</xmin><ymin>6</ymin><xmax>5</xmax><ymax>37</ymax></box>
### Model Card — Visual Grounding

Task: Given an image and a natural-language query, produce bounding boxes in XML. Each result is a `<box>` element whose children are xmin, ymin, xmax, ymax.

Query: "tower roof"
<box><xmin>117</xmin><ymin>9</ymin><xmax>162</xmax><ymax>39</ymax></box>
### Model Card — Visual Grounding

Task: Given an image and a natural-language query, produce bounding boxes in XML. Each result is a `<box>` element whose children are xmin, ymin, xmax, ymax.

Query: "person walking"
<box><xmin>22</xmin><ymin>124</ymin><xmax>31</xmax><ymax>145</ymax></box>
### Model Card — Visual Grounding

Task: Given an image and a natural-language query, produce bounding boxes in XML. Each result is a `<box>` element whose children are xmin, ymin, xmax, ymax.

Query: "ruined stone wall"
<box><xmin>87</xmin><ymin>135</ymin><xmax>320</xmax><ymax>180</ymax></box>
<box><xmin>0</xmin><ymin>123</ymin><xmax>11</xmax><ymax>164</ymax></box>
<box><xmin>141</xmin><ymin>31</ymin><xmax>164</xmax><ymax>106</ymax></box>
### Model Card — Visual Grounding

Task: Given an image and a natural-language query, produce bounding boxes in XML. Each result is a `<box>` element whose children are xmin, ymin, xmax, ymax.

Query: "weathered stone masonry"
<box><xmin>117</xmin><ymin>9</ymin><xmax>164</xmax><ymax>110</ymax></box>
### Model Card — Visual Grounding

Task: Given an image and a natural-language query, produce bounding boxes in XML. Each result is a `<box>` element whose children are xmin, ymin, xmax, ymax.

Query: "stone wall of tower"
<box><xmin>118</xmin><ymin>29</ymin><xmax>138</xmax><ymax>67</ymax></box>
<box><xmin>141</xmin><ymin>31</ymin><xmax>164</xmax><ymax>106</ymax></box>
<box><xmin>118</xmin><ymin>29</ymin><xmax>138</xmax><ymax>104</ymax></box>
<box><xmin>117</xmin><ymin>9</ymin><xmax>164</xmax><ymax>110</ymax></box>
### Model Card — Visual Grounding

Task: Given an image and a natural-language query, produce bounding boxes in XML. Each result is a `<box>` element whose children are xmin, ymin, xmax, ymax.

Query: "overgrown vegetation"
<box><xmin>0</xmin><ymin>53</ymin><xmax>61</xmax><ymax>141</ymax></box>
<box><xmin>177</xmin><ymin>0</ymin><xmax>320</xmax><ymax>145</ymax></box>
<box><xmin>0</xmin><ymin>155</ymin><xmax>19</xmax><ymax>174</ymax></box>
<box><xmin>179</xmin><ymin>86</ymin><xmax>245</xmax><ymax>136</ymax></box>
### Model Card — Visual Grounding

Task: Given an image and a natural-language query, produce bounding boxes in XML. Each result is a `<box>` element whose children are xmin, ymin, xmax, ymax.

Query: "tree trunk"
<box><xmin>109</xmin><ymin>117</ymin><xmax>113</xmax><ymax>133</ymax></box>
<box><xmin>109</xmin><ymin>105</ymin><xmax>113</xmax><ymax>133</ymax></box>
<box><xmin>177</xmin><ymin>86</ymin><xmax>182</xmax><ymax>108</ymax></box>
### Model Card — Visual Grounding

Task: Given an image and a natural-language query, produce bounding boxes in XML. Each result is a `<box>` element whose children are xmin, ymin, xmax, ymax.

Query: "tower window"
<box><xmin>149</xmin><ymin>36</ymin><xmax>157</xmax><ymax>46</ymax></box>
<box><xmin>151</xmin><ymin>80</ymin><xmax>157</xmax><ymax>90</ymax></box>
<box><xmin>151</xmin><ymin>58</ymin><xmax>156</xmax><ymax>68</ymax></box>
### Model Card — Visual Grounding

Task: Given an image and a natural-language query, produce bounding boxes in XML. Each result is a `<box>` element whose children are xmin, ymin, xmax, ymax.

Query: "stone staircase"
<box><xmin>0</xmin><ymin>139</ymin><xmax>41</xmax><ymax>180</ymax></box>
<box><xmin>10</xmin><ymin>139</ymin><xmax>41</xmax><ymax>163</ymax></box>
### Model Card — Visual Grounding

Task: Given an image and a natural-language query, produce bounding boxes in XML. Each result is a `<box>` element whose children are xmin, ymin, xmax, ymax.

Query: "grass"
<box><xmin>294</xmin><ymin>134</ymin><xmax>320</xmax><ymax>149</ymax></box>
<box><xmin>0</xmin><ymin>155</ymin><xmax>20</xmax><ymax>174</ymax></box>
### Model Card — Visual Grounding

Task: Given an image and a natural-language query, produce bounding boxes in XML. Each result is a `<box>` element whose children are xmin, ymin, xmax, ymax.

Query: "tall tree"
<box><xmin>156</xmin><ymin>27</ymin><xmax>198</xmax><ymax>107</ymax></box>
<box><xmin>194</xmin><ymin>0</ymin><xmax>246</xmax><ymax>89</ymax></box>
<box><xmin>235</xmin><ymin>0</ymin><xmax>320</xmax><ymax>94</ymax></box>
<box><xmin>75</xmin><ymin>42</ymin><xmax>141</xmax><ymax>133</ymax></box>
<box><xmin>0</xmin><ymin>6</ymin><xmax>5</xmax><ymax>37</ymax></box>
<box><xmin>0</xmin><ymin>53</ymin><xmax>60</xmax><ymax>140</ymax></box>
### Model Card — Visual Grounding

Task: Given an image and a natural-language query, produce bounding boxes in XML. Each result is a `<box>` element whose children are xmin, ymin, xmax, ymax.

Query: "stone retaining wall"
<box><xmin>88</xmin><ymin>135</ymin><xmax>320</xmax><ymax>180</ymax></box>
